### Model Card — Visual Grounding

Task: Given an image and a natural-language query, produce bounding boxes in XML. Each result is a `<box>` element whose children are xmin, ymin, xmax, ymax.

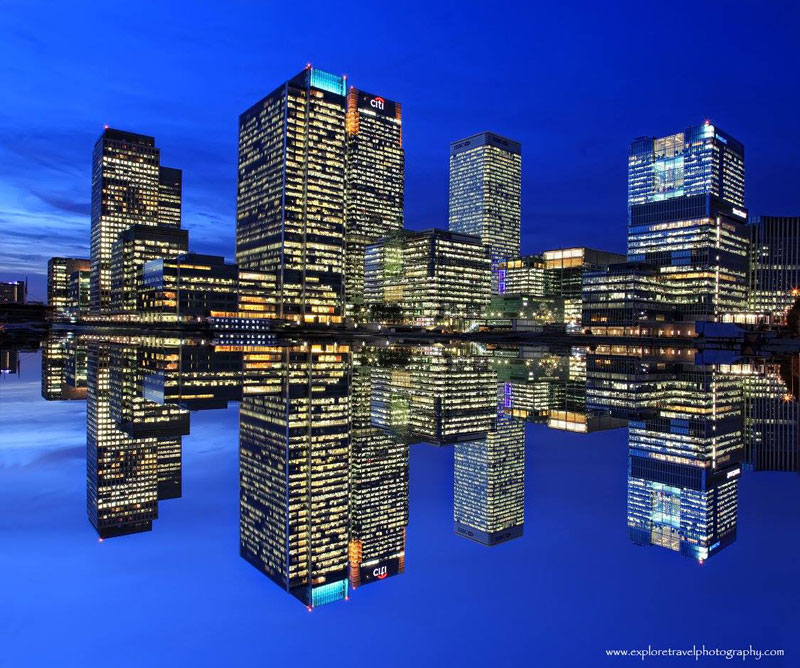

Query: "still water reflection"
<box><xmin>9</xmin><ymin>335</ymin><xmax>800</xmax><ymax>611</ymax></box>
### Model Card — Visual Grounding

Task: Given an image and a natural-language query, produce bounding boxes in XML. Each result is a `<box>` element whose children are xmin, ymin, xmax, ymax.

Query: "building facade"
<box><xmin>0</xmin><ymin>280</ymin><xmax>26</xmax><ymax>304</ymax></box>
<box><xmin>140</xmin><ymin>253</ymin><xmax>239</xmax><ymax>319</ymax></box>
<box><xmin>498</xmin><ymin>248</ymin><xmax>625</xmax><ymax>328</ymax></box>
<box><xmin>237</xmin><ymin>66</ymin><xmax>347</xmax><ymax>324</ymax></box>
<box><xmin>449</xmin><ymin>132</ymin><xmax>521</xmax><ymax>292</ymax></box>
<box><xmin>344</xmin><ymin>88</ymin><xmax>404</xmax><ymax>317</ymax></box>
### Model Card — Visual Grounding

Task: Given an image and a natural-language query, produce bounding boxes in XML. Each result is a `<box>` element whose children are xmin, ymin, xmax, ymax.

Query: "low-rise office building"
<box><xmin>110</xmin><ymin>225</ymin><xmax>189</xmax><ymax>314</ymax></box>
<box><xmin>47</xmin><ymin>257</ymin><xmax>90</xmax><ymax>314</ymax></box>
<box><xmin>364</xmin><ymin>229</ymin><xmax>491</xmax><ymax>329</ymax></box>
<box><xmin>139</xmin><ymin>253</ymin><xmax>276</xmax><ymax>322</ymax></box>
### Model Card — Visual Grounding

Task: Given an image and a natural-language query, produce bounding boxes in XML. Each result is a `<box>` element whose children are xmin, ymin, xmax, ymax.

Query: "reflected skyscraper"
<box><xmin>626</xmin><ymin>362</ymin><xmax>743</xmax><ymax>561</ymax></box>
<box><xmin>108</xmin><ymin>345</ymin><xmax>188</xmax><ymax>500</ymax></box>
<box><xmin>239</xmin><ymin>343</ymin><xmax>351</xmax><ymax>608</ymax></box>
<box><xmin>86</xmin><ymin>344</ymin><xmax>159</xmax><ymax>538</ymax></box>
<box><xmin>41</xmin><ymin>336</ymin><xmax>87</xmax><ymax>401</ymax></box>
<box><xmin>741</xmin><ymin>358</ymin><xmax>799</xmax><ymax>473</ymax></box>
<box><xmin>349</xmin><ymin>349</ymin><xmax>409</xmax><ymax>587</ymax></box>
<box><xmin>454</xmin><ymin>383</ymin><xmax>525</xmax><ymax>546</ymax></box>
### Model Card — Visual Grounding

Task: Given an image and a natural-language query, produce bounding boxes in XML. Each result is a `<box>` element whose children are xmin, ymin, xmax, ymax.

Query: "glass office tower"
<box><xmin>749</xmin><ymin>216</ymin><xmax>800</xmax><ymax>321</ymax></box>
<box><xmin>237</xmin><ymin>66</ymin><xmax>347</xmax><ymax>324</ymax></box>
<box><xmin>449</xmin><ymin>132</ymin><xmax>521</xmax><ymax>292</ymax></box>
<box><xmin>344</xmin><ymin>88</ymin><xmax>404</xmax><ymax>317</ymax></box>
<box><xmin>239</xmin><ymin>343</ymin><xmax>351</xmax><ymax>608</ymax></box>
<box><xmin>90</xmin><ymin>128</ymin><xmax>181</xmax><ymax>312</ymax></box>
<box><xmin>628</xmin><ymin>122</ymin><xmax>745</xmax><ymax>215</ymax></box>
<box><xmin>627</xmin><ymin>195</ymin><xmax>750</xmax><ymax>319</ymax></box>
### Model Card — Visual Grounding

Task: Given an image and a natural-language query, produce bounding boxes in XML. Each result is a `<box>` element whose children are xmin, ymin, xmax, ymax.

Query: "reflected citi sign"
<box><xmin>359</xmin><ymin>558</ymin><xmax>401</xmax><ymax>584</ymax></box>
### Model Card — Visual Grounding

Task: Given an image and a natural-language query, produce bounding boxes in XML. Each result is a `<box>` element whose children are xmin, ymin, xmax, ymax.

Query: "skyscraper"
<box><xmin>628</xmin><ymin>122</ymin><xmax>745</xmax><ymax>214</ymax></box>
<box><xmin>626</xmin><ymin>362</ymin><xmax>743</xmax><ymax>561</ymax></box>
<box><xmin>348</xmin><ymin>349</ymin><xmax>409</xmax><ymax>588</ymax></box>
<box><xmin>86</xmin><ymin>344</ymin><xmax>159</xmax><ymax>538</ymax></box>
<box><xmin>237</xmin><ymin>66</ymin><xmax>347</xmax><ymax>324</ymax></box>
<box><xmin>344</xmin><ymin>88</ymin><xmax>404</xmax><ymax>317</ymax></box>
<box><xmin>622</xmin><ymin>123</ymin><xmax>749</xmax><ymax>324</ymax></box>
<box><xmin>449</xmin><ymin>131</ymin><xmax>521</xmax><ymax>291</ymax></box>
<box><xmin>89</xmin><ymin>128</ymin><xmax>181</xmax><ymax>312</ymax></box>
<box><xmin>749</xmin><ymin>216</ymin><xmax>800</xmax><ymax>321</ymax></box>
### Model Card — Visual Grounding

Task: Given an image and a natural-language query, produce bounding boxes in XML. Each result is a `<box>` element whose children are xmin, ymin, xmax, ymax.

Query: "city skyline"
<box><xmin>3</xmin><ymin>2</ymin><xmax>800</xmax><ymax>300</ymax></box>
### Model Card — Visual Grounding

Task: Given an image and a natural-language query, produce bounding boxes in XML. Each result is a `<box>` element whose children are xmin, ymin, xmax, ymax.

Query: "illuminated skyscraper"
<box><xmin>89</xmin><ymin>128</ymin><xmax>181</xmax><ymax>312</ymax></box>
<box><xmin>237</xmin><ymin>66</ymin><xmax>347</xmax><ymax>324</ymax></box>
<box><xmin>157</xmin><ymin>166</ymin><xmax>182</xmax><ymax>228</ymax></box>
<box><xmin>449</xmin><ymin>132</ymin><xmax>521</xmax><ymax>292</ymax></box>
<box><xmin>344</xmin><ymin>88</ymin><xmax>404</xmax><ymax>317</ymax></box>
<box><xmin>628</xmin><ymin>122</ymin><xmax>745</xmax><ymax>215</ymax></box>
<box><xmin>748</xmin><ymin>216</ymin><xmax>800</xmax><ymax>321</ymax></box>
<box><xmin>47</xmin><ymin>257</ymin><xmax>90</xmax><ymax>314</ymax></box>
<box><xmin>239</xmin><ymin>343</ymin><xmax>351</xmax><ymax>608</ymax></box>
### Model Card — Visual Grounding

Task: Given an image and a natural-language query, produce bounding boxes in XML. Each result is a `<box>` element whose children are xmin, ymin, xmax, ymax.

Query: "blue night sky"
<box><xmin>2</xmin><ymin>0</ymin><xmax>800</xmax><ymax>300</ymax></box>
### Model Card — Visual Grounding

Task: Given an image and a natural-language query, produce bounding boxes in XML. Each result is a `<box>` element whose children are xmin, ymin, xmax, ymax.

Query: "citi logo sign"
<box><xmin>372</xmin><ymin>566</ymin><xmax>388</xmax><ymax>579</ymax></box>
<box><xmin>370</xmin><ymin>96</ymin><xmax>385</xmax><ymax>110</ymax></box>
